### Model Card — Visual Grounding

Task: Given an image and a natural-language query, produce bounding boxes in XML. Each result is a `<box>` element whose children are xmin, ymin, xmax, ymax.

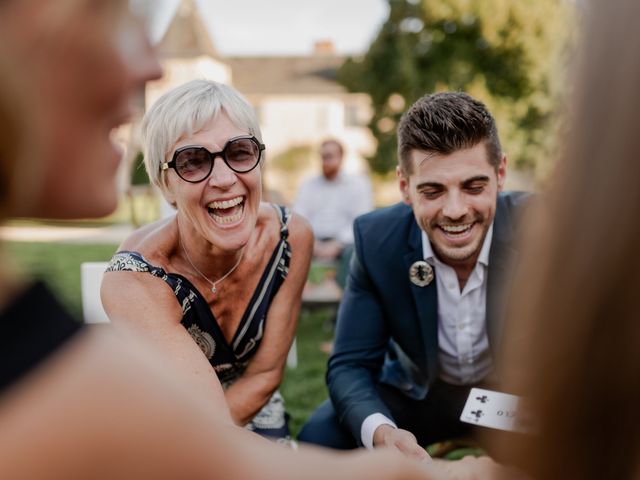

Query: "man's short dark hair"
<box><xmin>397</xmin><ymin>92</ymin><xmax>502</xmax><ymax>174</ymax></box>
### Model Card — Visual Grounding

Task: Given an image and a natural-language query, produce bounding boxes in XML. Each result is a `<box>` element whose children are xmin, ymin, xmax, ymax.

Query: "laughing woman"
<box><xmin>102</xmin><ymin>79</ymin><xmax>313</xmax><ymax>438</ymax></box>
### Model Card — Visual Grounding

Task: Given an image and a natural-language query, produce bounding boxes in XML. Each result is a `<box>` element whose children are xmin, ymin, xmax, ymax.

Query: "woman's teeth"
<box><xmin>207</xmin><ymin>196</ymin><xmax>243</xmax><ymax>210</ymax></box>
<box><xmin>207</xmin><ymin>197</ymin><xmax>244</xmax><ymax>224</ymax></box>
<box><xmin>210</xmin><ymin>210</ymin><xmax>242</xmax><ymax>224</ymax></box>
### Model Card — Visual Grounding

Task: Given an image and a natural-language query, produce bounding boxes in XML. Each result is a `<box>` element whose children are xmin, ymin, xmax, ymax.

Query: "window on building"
<box><xmin>345</xmin><ymin>104</ymin><xmax>362</xmax><ymax>127</ymax></box>
<box><xmin>316</xmin><ymin>107</ymin><xmax>328</xmax><ymax>130</ymax></box>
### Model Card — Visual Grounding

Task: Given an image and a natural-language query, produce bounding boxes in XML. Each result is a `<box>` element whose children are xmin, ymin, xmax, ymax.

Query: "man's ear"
<box><xmin>496</xmin><ymin>154</ymin><xmax>507</xmax><ymax>192</ymax></box>
<box><xmin>397</xmin><ymin>166</ymin><xmax>411</xmax><ymax>205</ymax></box>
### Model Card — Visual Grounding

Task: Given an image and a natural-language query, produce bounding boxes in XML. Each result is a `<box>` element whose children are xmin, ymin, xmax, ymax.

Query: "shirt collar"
<box><xmin>421</xmin><ymin>222</ymin><xmax>494</xmax><ymax>267</ymax></box>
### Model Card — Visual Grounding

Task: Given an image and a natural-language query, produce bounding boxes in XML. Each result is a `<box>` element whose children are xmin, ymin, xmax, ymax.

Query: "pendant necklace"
<box><xmin>180</xmin><ymin>238</ymin><xmax>244</xmax><ymax>294</ymax></box>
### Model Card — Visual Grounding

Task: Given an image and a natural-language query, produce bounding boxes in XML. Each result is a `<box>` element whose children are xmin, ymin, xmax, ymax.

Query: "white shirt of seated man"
<box><xmin>294</xmin><ymin>172</ymin><xmax>373</xmax><ymax>245</ymax></box>
<box><xmin>361</xmin><ymin>224</ymin><xmax>494</xmax><ymax>450</ymax></box>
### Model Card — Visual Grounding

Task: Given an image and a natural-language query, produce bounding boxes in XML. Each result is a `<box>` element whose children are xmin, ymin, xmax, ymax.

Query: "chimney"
<box><xmin>313</xmin><ymin>40</ymin><xmax>336</xmax><ymax>56</ymax></box>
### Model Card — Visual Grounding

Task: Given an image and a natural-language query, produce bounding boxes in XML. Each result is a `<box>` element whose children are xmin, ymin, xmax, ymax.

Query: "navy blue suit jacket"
<box><xmin>326</xmin><ymin>191</ymin><xmax>528</xmax><ymax>440</ymax></box>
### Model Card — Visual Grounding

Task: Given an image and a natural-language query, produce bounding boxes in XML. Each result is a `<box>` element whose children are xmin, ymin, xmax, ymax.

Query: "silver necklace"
<box><xmin>180</xmin><ymin>238</ymin><xmax>244</xmax><ymax>294</ymax></box>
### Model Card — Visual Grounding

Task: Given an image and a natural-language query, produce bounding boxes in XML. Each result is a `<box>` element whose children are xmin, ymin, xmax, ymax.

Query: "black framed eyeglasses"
<box><xmin>161</xmin><ymin>135</ymin><xmax>265</xmax><ymax>183</ymax></box>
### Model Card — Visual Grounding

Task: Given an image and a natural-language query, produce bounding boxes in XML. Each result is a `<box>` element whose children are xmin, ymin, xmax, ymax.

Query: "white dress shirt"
<box><xmin>423</xmin><ymin>225</ymin><xmax>494</xmax><ymax>386</ymax></box>
<box><xmin>360</xmin><ymin>223</ymin><xmax>494</xmax><ymax>448</ymax></box>
<box><xmin>293</xmin><ymin>172</ymin><xmax>373</xmax><ymax>244</ymax></box>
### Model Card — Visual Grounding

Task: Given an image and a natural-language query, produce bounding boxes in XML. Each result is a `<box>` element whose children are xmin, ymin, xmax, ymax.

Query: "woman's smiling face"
<box><xmin>165</xmin><ymin>112</ymin><xmax>263</xmax><ymax>252</ymax></box>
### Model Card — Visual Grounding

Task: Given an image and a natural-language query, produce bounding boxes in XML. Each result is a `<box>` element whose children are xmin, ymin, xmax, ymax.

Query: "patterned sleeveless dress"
<box><xmin>106</xmin><ymin>204</ymin><xmax>292</xmax><ymax>438</ymax></box>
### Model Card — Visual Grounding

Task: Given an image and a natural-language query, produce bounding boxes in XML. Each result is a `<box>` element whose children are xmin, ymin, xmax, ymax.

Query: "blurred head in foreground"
<box><xmin>0</xmin><ymin>0</ymin><xmax>161</xmax><ymax>220</ymax></box>
<box><xmin>498</xmin><ymin>0</ymin><xmax>640</xmax><ymax>477</ymax></box>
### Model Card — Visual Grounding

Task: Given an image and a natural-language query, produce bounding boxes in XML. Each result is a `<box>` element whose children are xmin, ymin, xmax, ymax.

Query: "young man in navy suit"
<box><xmin>298</xmin><ymin>92</ymin><xmax>528</xmax><ymax>458</ymax></box>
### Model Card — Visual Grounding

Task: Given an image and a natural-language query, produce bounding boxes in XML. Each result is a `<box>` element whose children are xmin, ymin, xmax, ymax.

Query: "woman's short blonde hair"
<box><xmin>142</xmin><ymin>79</ymin><xmax>263</xmax><ymax>195</ymax></box>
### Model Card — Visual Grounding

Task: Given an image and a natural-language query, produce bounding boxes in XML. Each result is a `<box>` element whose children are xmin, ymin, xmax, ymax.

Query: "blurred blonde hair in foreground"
<box><xmin>496</xmin><ymin>0</ymin><xmax>640</xmax><ymax>477</ymax></box>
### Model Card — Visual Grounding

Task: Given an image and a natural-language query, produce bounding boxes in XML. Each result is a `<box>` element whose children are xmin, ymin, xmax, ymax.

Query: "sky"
<box><xmin>142</xmin><ymin>0</ymin><xmax>389</xmax><ymax>56</ymax></box>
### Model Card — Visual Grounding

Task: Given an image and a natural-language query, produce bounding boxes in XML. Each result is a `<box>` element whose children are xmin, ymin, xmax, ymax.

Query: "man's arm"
<box><xmin>326</xmin><ymin>218</ymin><xmax>395</xmax><ymax>439</ymax></box>
<box><xmin>328</xmin><ymin>249</ymin><xmax>428</xmax><ymax>460</ymax></box>
<box><xmin>328</xmin><ymin>213</ymin><xmax>428</xmax><ymax>460</ymax></box>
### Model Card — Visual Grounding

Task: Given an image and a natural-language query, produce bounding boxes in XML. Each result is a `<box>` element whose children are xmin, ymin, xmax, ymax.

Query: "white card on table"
<box><xmin>460</xmin><ymin>387</ymin><xmax>528</xmax><ymax>433</ymax></box>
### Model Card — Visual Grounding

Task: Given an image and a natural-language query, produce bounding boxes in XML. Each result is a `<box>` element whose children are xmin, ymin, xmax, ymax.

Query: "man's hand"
<box><xmin>372</xmin><ymin>424</ymin><xmax>428</xmax><ymax>461</ymax></box>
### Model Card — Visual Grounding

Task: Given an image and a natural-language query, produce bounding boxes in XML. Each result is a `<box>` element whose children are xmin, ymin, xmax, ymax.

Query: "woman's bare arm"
<box><xmin>0</xmin><ymin>326</ymin><xmax>439</xmax><ymax>480</ymax></box>
<box><xmin>224</xmin><ymin>212</ymin><xmax>314</xmax><ymax>424</ymax></box>
<box><xmin>101</xmin><ymin>269</ymin><xmax>232</xmax><ymax>421</ymax></box>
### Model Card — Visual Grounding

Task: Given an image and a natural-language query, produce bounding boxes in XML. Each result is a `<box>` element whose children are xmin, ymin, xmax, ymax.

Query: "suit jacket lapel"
<box><xmin>486</xmin><ymin>197</ymin><xmax>517</xmax><ymax>356</ymax></box>
<box><xmin>404</xmin><ymin>219</ymin><xmax>439</xmax><ymax>383</ymax></box>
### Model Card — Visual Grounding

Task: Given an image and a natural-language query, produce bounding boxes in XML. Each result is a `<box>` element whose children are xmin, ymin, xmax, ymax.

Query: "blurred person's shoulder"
<box><xmin>299</xmin><ymin>173</ymin><xmax>324</xmax><ymax>189</ymax></box>
<box><xmin>347</xmin><ymin>172</ymin><xmax>373</xmax><ymax>189</ymax></box>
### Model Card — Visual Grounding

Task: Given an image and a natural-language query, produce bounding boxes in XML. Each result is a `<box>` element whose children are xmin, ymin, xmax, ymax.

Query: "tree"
<box><xmin>339</xmin><ymin>0</ymin><xmax>573</xmax><ymax>175</ymax></box>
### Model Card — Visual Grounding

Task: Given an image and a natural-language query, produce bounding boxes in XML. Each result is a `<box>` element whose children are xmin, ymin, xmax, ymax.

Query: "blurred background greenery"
<box><xmin>339</xmin><ymin>0</ymin><xmax>574</xmax><ymax>181</ymax></box>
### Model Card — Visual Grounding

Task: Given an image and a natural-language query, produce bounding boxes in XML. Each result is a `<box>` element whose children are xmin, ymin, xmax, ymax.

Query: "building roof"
<box><xmin>155</xmin><ymin>0</ymin><xmax>350</xmax><ymax>96</ymax></box>
<box><xmin>157</xmin><ymin>0</ymin><xmax>220</xmax><ymax>59</ymax></box>
<box><xmin>226</xmin><ymin>55</ymin><xmax>348</xmax><ymax>96</ymax></box>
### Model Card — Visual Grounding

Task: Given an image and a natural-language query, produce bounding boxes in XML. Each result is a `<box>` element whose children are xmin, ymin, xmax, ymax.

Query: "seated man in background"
<box><xmin>298</xmin><ymin>92</ymin><xmax>528</xmax><ymax>459</ymax></box>
<box><xmin>294</xmin><ymin>139</ymin><xmax>373</xmax><ymax>288</ymax></box>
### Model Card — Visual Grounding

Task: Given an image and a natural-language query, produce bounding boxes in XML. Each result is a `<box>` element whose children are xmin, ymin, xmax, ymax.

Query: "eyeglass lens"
<box><xmin>174</xmin><ymin>137</ymin><xmax>260</xmax><ymax>182</ymax></box>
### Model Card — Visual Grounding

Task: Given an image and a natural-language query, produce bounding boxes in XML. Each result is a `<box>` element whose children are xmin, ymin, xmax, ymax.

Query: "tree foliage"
<box><xmin>339</xmin><ymin>0</ymin><xmax>573</xmax><ymax>175</ymax></box>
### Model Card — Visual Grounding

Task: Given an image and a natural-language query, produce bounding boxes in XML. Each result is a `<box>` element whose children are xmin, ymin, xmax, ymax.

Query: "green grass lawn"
<box><xmin>5</xmin><ymin>241</ymin><xmax>121</xmax><ymax>318</ymax></box>
<box><xmin>5</xmin><ymin>240</ymin><xmax>332</xmax><ymax>436</ymax></box>
<box><xmin>280</xmin><ymin>307</ymin><xmax>334</xmax><ymax>434</ymax></box>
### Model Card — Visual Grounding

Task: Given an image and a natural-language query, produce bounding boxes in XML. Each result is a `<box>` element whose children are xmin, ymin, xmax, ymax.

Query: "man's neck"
<box><xmin>441</xmin><ymin>253</ymin><xmax>480</xmax><ymax>292</ymax></box>
<box><xmin>422</xmin><ymin>228</ymin><xmax>492</xmax><ymax>293</ymax></box>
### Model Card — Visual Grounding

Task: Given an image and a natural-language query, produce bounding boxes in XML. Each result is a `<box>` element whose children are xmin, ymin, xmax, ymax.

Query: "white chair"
<box><xmin>80</xmin><ymin>261</ymin><xmax>110</xmax><ymax>324</ymax></box>
<box><xmin>286</xmin><ymin>337</ymin><xmax>298</xmax><ymax>369</ymax></box>
<box><xmin>80</xmin><ymin>261</ymin><xmax>298</xmax><ymax>368</ymax></box>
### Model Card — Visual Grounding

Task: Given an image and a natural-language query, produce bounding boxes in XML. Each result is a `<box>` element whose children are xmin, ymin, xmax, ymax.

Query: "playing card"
<box><xmin>460</xmin><ymin>387</ymin><xmax>528</xmax><ymax>433</ymax></box>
